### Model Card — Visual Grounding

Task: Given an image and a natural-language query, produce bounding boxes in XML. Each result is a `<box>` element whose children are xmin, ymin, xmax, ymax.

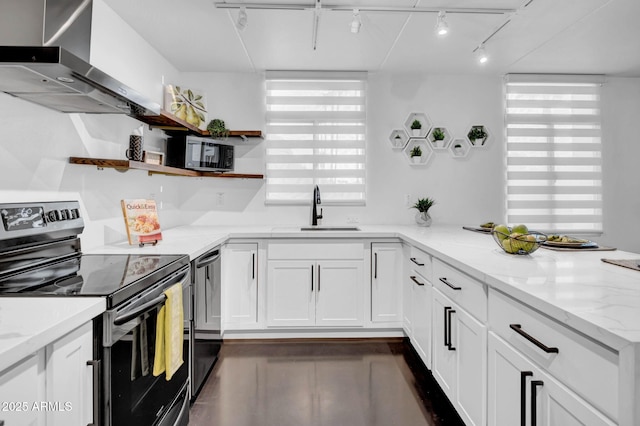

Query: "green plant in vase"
<box><xmin>410</xmin><ymin>119</ymin><xmax>422</xmax><ymax>136</ymax></box>
<box><xmin>206</xmin><ymin>118</ymin><xmax>230</xmax><ymax>139</ymax></box>
<box><xmin>410</xmin><ymin>145</ymin><xmax>422</xmax><ymax>163</ymax></box>
<box><xmin>411</xmin><ymin>197</ymin><xmax>436</xmax><ymax>226</ymax></box>
<box><xmin>432</xmin><ymin>127</ymin><xmax>445</xmax><ymax>147</ymax></box>
<box><xmin>467</xmin><ymin>126</ymin><xmax>487</xmax><ymax>146</ymax></box>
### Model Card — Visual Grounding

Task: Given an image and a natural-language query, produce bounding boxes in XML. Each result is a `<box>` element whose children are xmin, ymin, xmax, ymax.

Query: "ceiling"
<box><xmin>103</xmin><ymin>0</ymin><xmax>640</xmax><ymax>77</ymax></box>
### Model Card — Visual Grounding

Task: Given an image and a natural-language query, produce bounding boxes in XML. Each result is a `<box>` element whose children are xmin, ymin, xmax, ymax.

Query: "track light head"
<box><xmin>350</xmin><ymin>9</ymin><xmax>361</xmax><ymax>34</ymax></box>
<box><xmin>236</xmin><ymin>6</ymin><xmax>248</xmax><ymax>31</ymax></box>
<box><xmin>435</xmin><ymin>11</ymin><xmax>449</xmax><ymax>37</ymax></box>
<box><xmin>476</xmin><ymin>44</ymin><xmax>489</xmax><ymax>64</ymax></box>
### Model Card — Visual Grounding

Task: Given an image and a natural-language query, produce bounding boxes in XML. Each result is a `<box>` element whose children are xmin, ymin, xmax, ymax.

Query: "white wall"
<box><xmin>0</xmin><ymin>71</ymin><xmax>638</xmax><ymax>252</ymax></box>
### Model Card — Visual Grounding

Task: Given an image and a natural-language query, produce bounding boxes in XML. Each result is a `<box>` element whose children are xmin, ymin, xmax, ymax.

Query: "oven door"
<box><xmin>103</xmin><ymin>266</ymin><xmax>190</xmax><ymax>426</ymax></box>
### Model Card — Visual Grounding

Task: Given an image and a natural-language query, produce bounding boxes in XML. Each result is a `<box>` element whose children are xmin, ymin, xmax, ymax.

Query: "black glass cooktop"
<box><xmin>0</xmin><ymin>253</ymin><xmax>189</xmax><ymax>308</ymax></box>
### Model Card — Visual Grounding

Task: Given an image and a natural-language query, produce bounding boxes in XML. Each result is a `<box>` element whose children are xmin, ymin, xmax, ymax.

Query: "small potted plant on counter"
<box><xmin>411</xmin><ymin>197</ymin><xmax>436</xmax><ymax>226</ymax></box>
<box><xmin>410</xmin><ymin>145</ymin><xmax>422</xmax><ymax>163</ymax></box>
<box><xmin>431</xmin><ymin>127</ymin><xmax>445</xmax><ymax>147</ymax></box>
<box><xmin>411</xmin><ymin>119</ymin><xmax>422</xmax><ymax>137</ymax></box>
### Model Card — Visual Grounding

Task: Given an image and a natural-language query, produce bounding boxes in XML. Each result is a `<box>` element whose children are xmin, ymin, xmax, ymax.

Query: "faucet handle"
<box><xmin>317</xmin><ymin>208</ymin><xmax>323</xmax><ymax>220</ymax></box>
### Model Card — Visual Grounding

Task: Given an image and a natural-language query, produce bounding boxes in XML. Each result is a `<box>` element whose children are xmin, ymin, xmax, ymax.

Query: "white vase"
<box><xmin>411</xmin><ymin>156</ymin><xmax>421</xmax><ymax>164</ymax></box>
<box><xmin>415</xmin><ymin>211</ymin><xmax>432</xmax><ymax>227</ymax></box>
<box><xmin>412</xmin><ymin>129</ymin><xmax>421</xmax><ymax>137</ymax></box>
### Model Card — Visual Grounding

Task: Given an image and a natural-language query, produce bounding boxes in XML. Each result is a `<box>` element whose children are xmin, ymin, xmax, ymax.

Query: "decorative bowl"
<box><xmin>491</xmin><ymin>229</ymin><xmax>547</xmax><ymax>255</ymax></box>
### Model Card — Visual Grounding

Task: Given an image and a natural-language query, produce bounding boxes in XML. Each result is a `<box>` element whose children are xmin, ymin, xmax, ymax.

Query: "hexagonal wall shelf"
<box><xmin>404</xmin><ymin>112</ymin><xmax>432</xmax><ymax>139</ymax></box>
<box><xmin>466</xmin><ymin>124</ymin><xmax>490</xmax><ymax>147</ymax></box>
<box><xmin>449</xmin><ymin>138</ymin><xmax>471</xmax><ymax>158</ymax></box>
<box><xmin>389</xmin><ymin>129</ymin><xmax>409</xmax><ymax>150</ymax></box>
<box><xmin>427</xmin><ymin>126</ymin><xmax>452</xmax><ymax>151</ymax></box>
<box><xmin>403</xmin><ymin>138</ymin><xmax>433</xmax><ymax>166</ymax></box>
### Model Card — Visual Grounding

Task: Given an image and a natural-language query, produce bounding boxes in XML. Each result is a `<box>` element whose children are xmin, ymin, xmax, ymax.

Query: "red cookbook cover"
<box><xmin>121</xmin><ymin>199</ymin><xmax>163</xmax><ymax>246</ymax></box>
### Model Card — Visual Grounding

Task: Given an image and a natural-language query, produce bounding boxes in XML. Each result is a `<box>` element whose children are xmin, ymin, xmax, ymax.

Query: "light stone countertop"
<box><xmin>85</xmin><ymin>224</ymin><xmax>640</xmax><ymax>351</ymax></box>
<box><xmin>0</xmin><ymin>297</ymin><xmax>105</xmax><ymax>372</ymax></box>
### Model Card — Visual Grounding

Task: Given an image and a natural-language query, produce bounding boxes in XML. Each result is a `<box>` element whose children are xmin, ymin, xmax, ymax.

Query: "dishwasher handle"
<box><xmin>196</xmin><ymin>249</ymin><xmax>220</xmax><ymax>268</ymax></box>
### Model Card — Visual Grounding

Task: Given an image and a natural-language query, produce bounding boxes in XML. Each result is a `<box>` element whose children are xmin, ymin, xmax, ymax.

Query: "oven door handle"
<box><xmin>113</xmin><ymin>294</ymin><xmax>166</xmax><ymax>325</ymax></box>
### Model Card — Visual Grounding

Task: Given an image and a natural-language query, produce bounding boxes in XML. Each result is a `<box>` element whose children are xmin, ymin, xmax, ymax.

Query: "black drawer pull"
<box><xmin>446</xmin><ymin>308</ymin><xmax>456</xmax><ymax>351</ymax></box>
<box><xmin>510</xmin><ymin>324</ymin><xmax>559</xmax><ymax>354</ymax></box>
<box><xmin>531</xmin><ymin>380</ymin><xmax>544</xmax><ymax>426</ymax></box>
<box><xmin>439</xmin><ymin>277</ymin><xmax>461</xmax><ymax>290</ymax></box>
<box><xmin>520</xmin><ymin>371</ymin><xmax>533</xmax><ymax>426</ymax></box>
<box><xmin>409</xmin><ymin>275</ymin><xmax>425</xmax><ymax>286</ymax></box>
<box><xmin>410</xmin><ymin>257</ymin><xmax>425</xmax><ymax>266</ymax></box>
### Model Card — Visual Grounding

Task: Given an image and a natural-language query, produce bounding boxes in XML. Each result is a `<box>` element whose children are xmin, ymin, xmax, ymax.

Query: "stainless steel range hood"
<box><xmin>0</xmin><ymin>0</ymin><xmax>160</xmax><ymax>116</ymax></box>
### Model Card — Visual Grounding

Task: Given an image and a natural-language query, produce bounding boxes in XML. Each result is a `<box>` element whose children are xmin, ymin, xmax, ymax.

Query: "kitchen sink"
<box><xmin>300</xmin><ymin>226</ymin><xmax>360</xmax><ymax>231</ymax></box>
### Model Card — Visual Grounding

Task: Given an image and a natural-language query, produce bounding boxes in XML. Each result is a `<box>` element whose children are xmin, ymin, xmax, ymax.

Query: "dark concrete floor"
<box><xmin>189</xmin><ymin>339</ymin><xmax>464</xmax><ymax>426</ymax></box>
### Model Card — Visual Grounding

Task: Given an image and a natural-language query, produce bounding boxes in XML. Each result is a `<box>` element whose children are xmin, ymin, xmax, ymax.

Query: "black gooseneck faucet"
<box><xmin>311</xmin><ymin>185</ymin><xmax>323</xmax><ymax>226</ymax></box>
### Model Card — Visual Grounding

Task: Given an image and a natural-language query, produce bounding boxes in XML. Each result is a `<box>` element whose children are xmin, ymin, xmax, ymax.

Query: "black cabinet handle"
<box><xmin>447</xmin><ymin>308</ymin><xmax>456</xmax><ymax>351</ymax></box>
<box><xmin>374</xmin><ymin>252</ymin><xmax>378</xmax><ymax>279</ymax></box>
<box><xmin>409</xmin><ymin>275</ymin><xmax>425</xmax><ymax>286</ymax></box>
<box><xmin>252</xmin><ymin>253</ymin><xmax>255</xmax><ymax>280</ymax></box>
<box><xmin>410</xmin><ymin>257</ymin><xmax>424</xmax><ymax>266</ymax></box>
<box><xmin>87</xmin><ymin>359</ymin><xmax>102</xmax><ymax>426</ymax></box>
<box><xmin>531</xmin><ymin>380</ymin><xmax>544</xmax><ymax>426</ymax></box>
<box><xmin>311</xmin><ymin>265</ymin><xmax>314</xmax><ymax>292</ymax></box>
<box><xmin>510</xmin><ymin>324</ymin><xmax>559</xmax><ymax>354</ymax></box>
<box><xmin>439</xmin><ymin>277</ymin><xmax>461</xmax><ymax>290</ymax></box>
<box><xmin>520</xmin><ymin>371</ymin><xmax>533</xmax><ymax>426</ymax></box>
<box><xmin>318</xmin><ymin>264</ymin><xmax>321</xmax><ymax>292</ymax></box>
<box><xmin>443</xmin><ymin>306</ymin><xmax>454</xmax><ymax>348</ymax></box>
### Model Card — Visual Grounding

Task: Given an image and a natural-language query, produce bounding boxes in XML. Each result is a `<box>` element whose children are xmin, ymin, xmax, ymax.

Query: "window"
<box><xmin>505</xmin><ymin>74</ymin><xmax>603</xmax><ymax>233</ymax></box>
<box><xmin>265</xmin><ymin>71</ymin><xmax>366</xmax><ymax>205</ymax></box>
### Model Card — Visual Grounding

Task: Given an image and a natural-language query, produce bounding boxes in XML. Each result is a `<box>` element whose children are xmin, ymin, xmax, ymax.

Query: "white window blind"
<box><xmin>265</xmin><ymin>71</ymin><xmax>366</xmax><ymax>205</ymax></box>
<box><xmin>505</xmin><ymin>74</ymin><xmax>603</xmax><ymax>233</ymax></box>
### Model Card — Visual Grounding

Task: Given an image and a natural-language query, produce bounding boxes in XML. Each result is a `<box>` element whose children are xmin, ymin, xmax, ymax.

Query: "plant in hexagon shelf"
<box><xmin>411</xmin><ymin>197</ymin><xmax>436</xmax><ymax>227</ymax></box>
<box><xmin>431</xmin><ymin>127</ymin><xmax>445</xmax><ymax>146</ymax></box>
<box><xmin>410</xmin><ymin>145</ymin><xmax>422</xmax><ymax>163</ymax></box>
<box><xmin>467</xmin><ymin>125</ymin><xmax>488</xmax><ymax>146</ymax></box>
<box><xmin>410</xmin><ymin>119</ymin><xmax>423</xmax><ymax>137</ymax></box>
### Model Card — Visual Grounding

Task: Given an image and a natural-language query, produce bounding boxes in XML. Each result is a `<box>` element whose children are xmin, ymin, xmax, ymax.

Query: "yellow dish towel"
<box><xmin>153</xmin><ymin>282</ymin><xmax>184</xmax><ymax>380</ymax></box>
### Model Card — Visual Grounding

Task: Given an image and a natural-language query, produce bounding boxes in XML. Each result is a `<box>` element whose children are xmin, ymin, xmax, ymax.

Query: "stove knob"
<box><xmin>59</xmin><ymin>209</ymin><xmax>68</xmax><ymax>220</ymax></box>
<box><xmin>73</xmin><ymin>208</ymin><xmax>80</xmax><ymax>219</ymax></box>
<box><xmin>47</xmin><ymin>211</ymin><xmax>57</xmax><ymax>222</ymax></box>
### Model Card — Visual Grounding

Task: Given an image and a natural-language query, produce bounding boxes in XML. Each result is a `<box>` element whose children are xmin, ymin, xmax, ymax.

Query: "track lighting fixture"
<box><xmin>350</xmin><ymin>9</ymin><xmax>361</xmax><ymax>34</ymax></box>
<box><xmin>236</xmin><ymin>6</ymin><xmax>248</xmax><ymax>31</ymax></box>
<box><xmin>435</xmin><ymin>11</ymin><xmax>449</xmax><ymax>37</ymax></box>
<box><xmin>475</xmin><ymin>44</ymin><xmax>489</xmax><ymax>64</ymax></box>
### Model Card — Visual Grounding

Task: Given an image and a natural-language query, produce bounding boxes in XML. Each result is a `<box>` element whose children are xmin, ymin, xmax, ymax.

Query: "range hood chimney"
<box><xmin>0</xmin><ymin>0</ymin><xmax>160</xmax><ymax>116</ymax></box>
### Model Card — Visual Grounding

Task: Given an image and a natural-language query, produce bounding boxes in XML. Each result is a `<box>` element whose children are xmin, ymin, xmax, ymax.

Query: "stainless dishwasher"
<box><xmin>190</xmin><ymin>246</ymin><xmax>222</xmax><ymax>400</ymax></box>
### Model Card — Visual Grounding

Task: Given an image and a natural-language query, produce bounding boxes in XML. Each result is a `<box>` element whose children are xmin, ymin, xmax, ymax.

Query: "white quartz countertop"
<box><xmin>86</xmin><ymin>224</ymin><xmax>640</xmax><ymax>351</ymax></box>
<box><xmin>0</xmin><ymin>298</ymin><xmax>105</xmax><ymax>372</ymax></box>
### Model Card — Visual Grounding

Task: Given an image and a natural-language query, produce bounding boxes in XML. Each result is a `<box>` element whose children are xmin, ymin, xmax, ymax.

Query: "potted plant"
<box><xmin>410</xmin><ymin>145</ymin><xmax>422</xmax><ymax>163</ymax></box>
<box><xmin>394</xmin><ymin>133</ymin><xmax>403</xmax><ymax>147</ymax></box>
<box><xmin>411</xmin><ymin>197</ymin><xmax>436</xmax><ymax>226</ymax></box>
<box><xmin>206</xmin><ymin>118</ymin><xmax>229</xmax><ymax>139</ymax></box>
<box><xmin>410</xmin><ymin>119</ymin><xmax>422</xmax><ymax>137</ymax></box>
<box><xmin>432</xmin><ymin>127</ymin><xmax>445</xmax><ymax>147</ymax></box>
<box><xmin>467</xmin><ymin>126</ymin><xmax>487</xmax><ymax>146</ymax></box>
<box><xmin>453</xmin><ymin>143</ymin><xmax>463</xmax><ymax>155</ymax></box>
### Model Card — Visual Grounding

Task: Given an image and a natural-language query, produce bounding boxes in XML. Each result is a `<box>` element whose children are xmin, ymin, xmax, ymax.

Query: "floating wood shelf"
<box><xmin>134</xmin><ymin>109</ymin><xmax>263</xmax><ymax>140</ymax></box>
<box><xmin>69</xmin><ymin>157</ymin><xmax>264</xmax><ymax>179</ymax></box>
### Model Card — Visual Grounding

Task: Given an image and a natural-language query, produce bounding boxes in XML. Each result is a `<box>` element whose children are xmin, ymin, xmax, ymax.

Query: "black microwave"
<box><xmin>166</xmin><ymin>135</ymin><xmax>234</xmax><ymax>172</ymax></box>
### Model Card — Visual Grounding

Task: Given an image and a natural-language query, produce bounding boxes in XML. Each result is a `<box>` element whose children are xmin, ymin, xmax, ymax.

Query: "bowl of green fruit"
<box><xmin>491</xmin><ymin>224</ymin><xmax>547</xmax><ymax>255</ymax></box>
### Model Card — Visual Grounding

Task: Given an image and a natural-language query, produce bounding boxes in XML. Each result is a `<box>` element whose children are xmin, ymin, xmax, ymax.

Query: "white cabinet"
<box><xmin>432</xmin><ymin>288</ymin><xmax>487</xmax><ymax>426</ymax></box>
<box><xmin>0</xmin><ymin>322</ymin><xmax>94</xmax><ymax>426</ymax></box>
<box><xmin>403</xmin><ymin>245</ymin><xmax>433</xmax><ymax>369</ymax></box>
<box><xmin>0</xmin><ymin>352</ymin><xmax>46</xmax><ymax>426</ymax></box>
<box><xmin>488</xmin><ymin>332</ymin><xmax>615</xmax><ymax>426</ymax></box>
<box><xmin>266</xmin><ymin>242</ymin><xmax>365</xmax><ymax>328</ymax></box>
<box><xmin>45</xmin><ymin>322</ymin><xmax>94</xmax><ymax>426</ymax></box>
<box><xmin>222</xmin><ymin>243</ymin><xmax>258</xmax><ymax>328</ymax></box>
<box><xmin>266</xmin><ymin>260</ymin><xmax>364</xmax><ymax>327</ymax></box>
<box><xmin>371</xmin><ymin>243</ymin><xmax>402</xmax><ymax>323</ymax></box>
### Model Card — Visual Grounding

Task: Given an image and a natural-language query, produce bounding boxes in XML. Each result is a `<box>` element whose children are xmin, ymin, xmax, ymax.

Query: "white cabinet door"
<box><xmin>488</xmin><ymin>332</ymin><xmax>615</xmax><ymax>426</ymax></box>
<box><xmin>432</xmin><ymin>289</ymin><xmax>456</xmax><ymax>399</ymax></box>
<box><xmin>410</xmin><ymin>274</ymin><xmax>432</xmax><ymax>369</ymax></box>
<box><xmin>0</xmin><ymin>351</ymin><xmax>45</xmax><ymax>426</ymax></box>
<box><xmin>267</xmin><ymin>260</ymin><xmax>315</xmax><ymax>327</ymax></box>
<box><xmin>315</xmin><ymin>261</ymin><xmax>364</xmax><ymax>327</ymax></box>
<box><xmin>45</xmin><ymin>322</ymin><xmax>94</xmax><ymax>426</ymax></box>
<box><xmin>371</xmin><ymin>243</ymin><xmax>402</xmax><ymax>323</ymax></box>
<box><xmin>454</xmin><ymin>303</ymin><xmax>487</xmax><ymax>426</ymax></box>
<box><xmin>223</xmin><ymin>243</ymin><xmax>258</xmax><ymax>326</ymax></box>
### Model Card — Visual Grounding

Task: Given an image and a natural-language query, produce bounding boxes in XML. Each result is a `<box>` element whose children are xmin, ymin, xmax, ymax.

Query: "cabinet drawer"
<box><xmin>489</xmin><ymin>289</ymin><xmax>619</xmax><ymax>422</ymax></box>
<box><xmin>408</xmin><ymin>246</ymin><xmax>432</xmax><ymax>282</ymax></box>
<box><xmin>268</xmin><ymin>242</ymin><xmax>364</xmax><ymax>260</ymax></box>
<box><xmin>432</xmin><ymin>258</ymin><xmax>487</xmax><ymax>322</ymax></box>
